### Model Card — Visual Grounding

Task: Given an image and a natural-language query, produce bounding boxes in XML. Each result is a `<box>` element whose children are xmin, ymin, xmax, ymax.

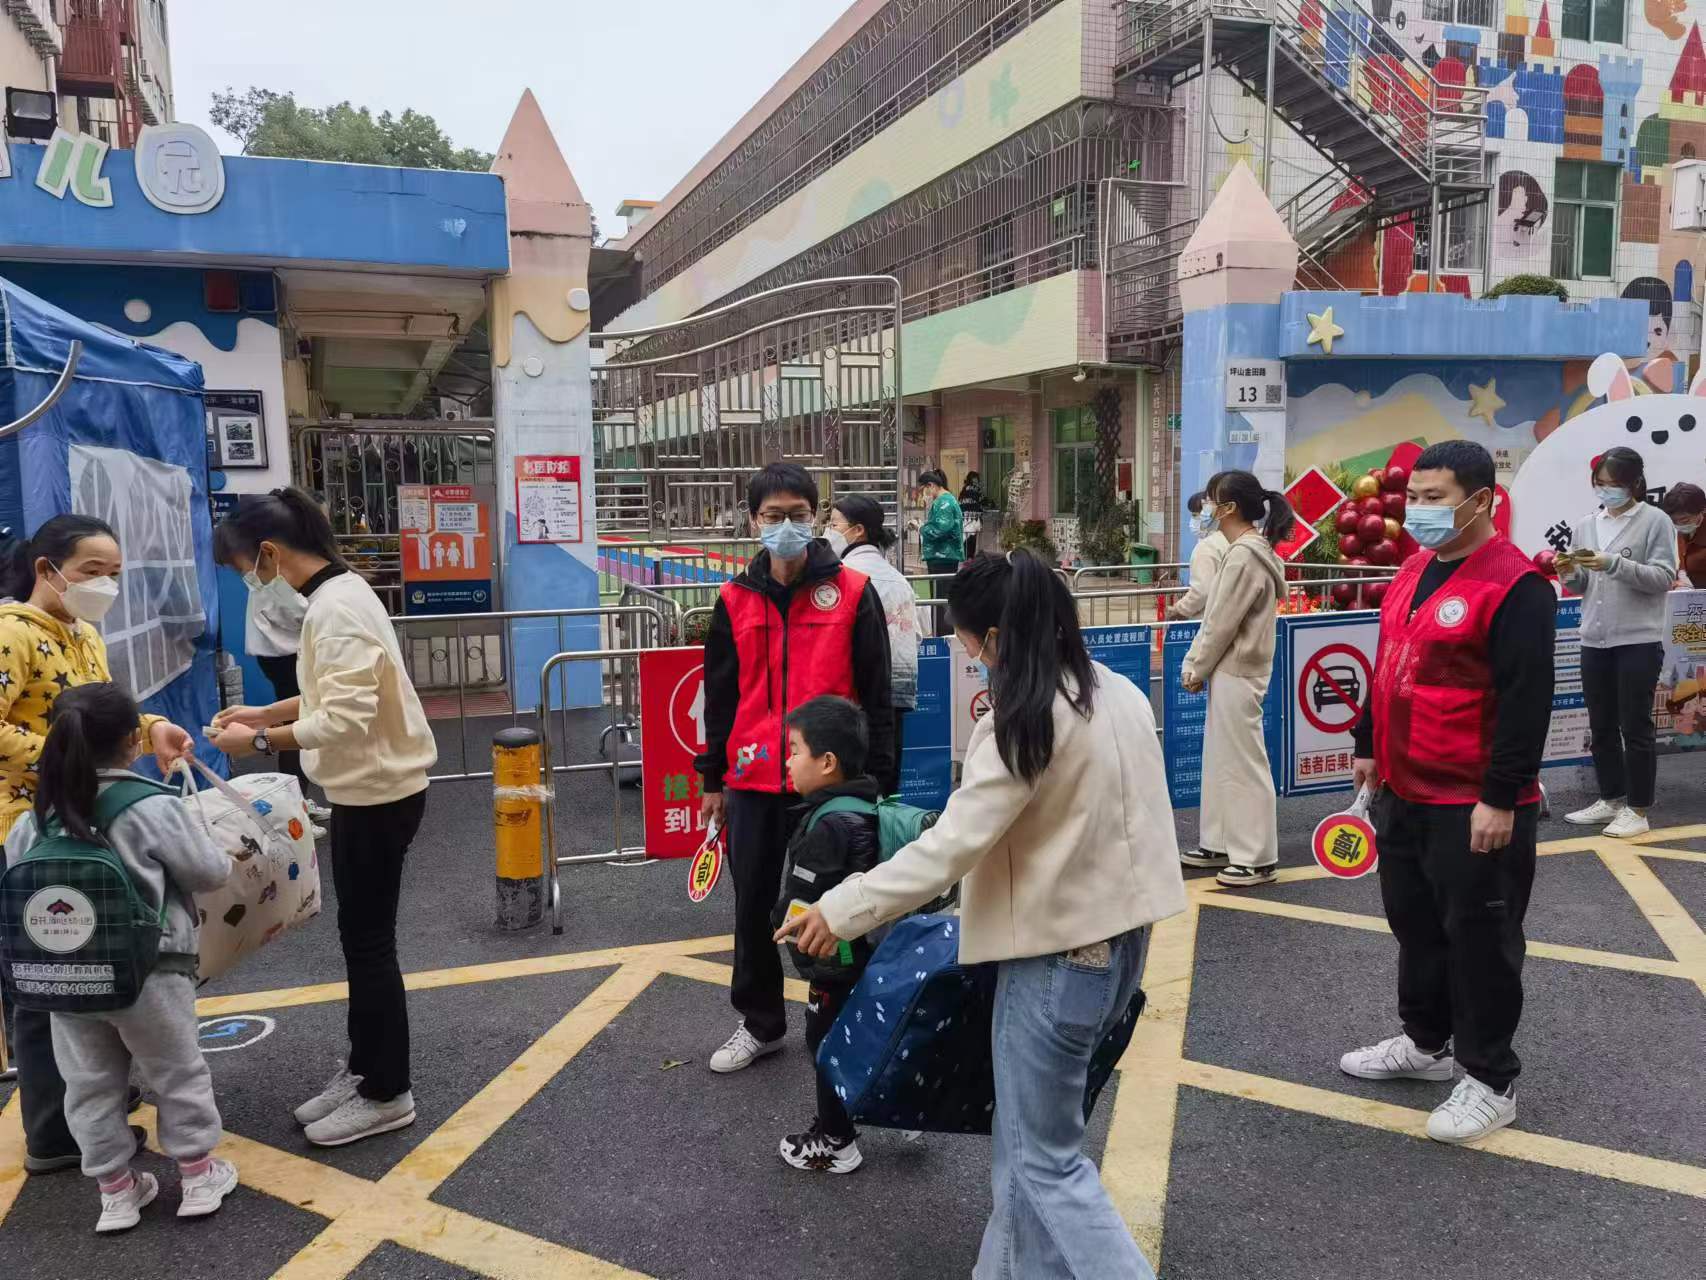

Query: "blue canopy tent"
<box><xmin>0</xmin><ymin>275</ymin><xmax>223</xmax><ymax>774</ymax></box>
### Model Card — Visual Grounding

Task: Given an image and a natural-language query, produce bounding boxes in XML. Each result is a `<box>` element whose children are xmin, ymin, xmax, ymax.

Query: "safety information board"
<box><xmin>1282</xmin><ymin>612</ymin><xmax>1379</xmax><ymax>795</ymax></box>
<box><xmin>1083</xmin><ymin>626</ymin><xmax>1153</xmax><ymax>694</ymax></box>
<box><xmin>901</xmin><ymin>637</ymin><xmax>953</xmax><ymax>809</ymax></box>
<box><xmin>1161</xmin><ymin>621</ymin><xmax>1284</xmax><ymax>810</ymax></box>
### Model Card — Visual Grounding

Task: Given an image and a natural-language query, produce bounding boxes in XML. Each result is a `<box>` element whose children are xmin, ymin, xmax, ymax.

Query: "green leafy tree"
<box><xmin>209</xmin><ymin>87</ymin><xmax>492</xmax><ymax>172</ymax></box>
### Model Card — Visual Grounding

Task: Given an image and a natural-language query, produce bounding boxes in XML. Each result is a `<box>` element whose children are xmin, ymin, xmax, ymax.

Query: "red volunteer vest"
<box><xmin>720</xmin><ymin>564</ymin><xmax>869</xmax><ymax>793</ymax></box>
<box><xmin>1372</xmin><ymin>537</ymin><xmax>1542</xmax><ymax>806</ymax></box>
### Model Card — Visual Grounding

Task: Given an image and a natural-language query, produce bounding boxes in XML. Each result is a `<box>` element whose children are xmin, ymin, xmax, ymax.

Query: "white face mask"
<box><xmin>50</xmin><ymin>566</ymin><xmax>119</xmax><ymax>624</ymax></box>
<box><xmin>824</xmin><ymin>527</ymin><xmax>850</xmax><ymax>557</ymax></box>
<box><xmin>243</xmin><ymin>557</ymin><xmax>301</xmax><ymax>609</ymax></box>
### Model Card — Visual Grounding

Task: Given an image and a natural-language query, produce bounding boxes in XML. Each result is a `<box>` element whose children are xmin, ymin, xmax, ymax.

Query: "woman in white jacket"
<box><xmin>825</xmin><ymin>495</ymin><xmax>918</xmax><ymax>794</ymax></box>
<box><xmin>779</xmin><ymin>551</ymin><xmax>1187</xmax><ymax>1280</ymax></box>
<box><xmin>1177</xmin><ymin>471</ymin><xmax>1293</xmax><ymax>888</ymax></box>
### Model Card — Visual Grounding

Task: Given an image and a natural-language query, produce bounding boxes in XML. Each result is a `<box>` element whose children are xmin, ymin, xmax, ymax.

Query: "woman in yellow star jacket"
<box><xmin>0</xmin><ymin>514</ymin><xmax>197</xmax><ymax>1172</ymax></box>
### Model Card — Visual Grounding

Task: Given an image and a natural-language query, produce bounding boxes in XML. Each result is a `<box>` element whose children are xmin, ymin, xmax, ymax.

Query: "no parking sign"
<box><xmin>1283</xmin><ymin>613</ymin><xmax>1379</xmax><ymax>795</ymax></box>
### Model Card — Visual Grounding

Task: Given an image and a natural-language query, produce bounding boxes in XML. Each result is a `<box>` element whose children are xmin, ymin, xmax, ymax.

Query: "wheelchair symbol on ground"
<box><xmin>196</xmin><ymin>1014</ymin><xmax>275</xmax><ymax>1053</ymax></box>
<box><xmin>1297</xmin><ymin>643</ymin><xmax>1372</xmax><ymax>734</ymax></box>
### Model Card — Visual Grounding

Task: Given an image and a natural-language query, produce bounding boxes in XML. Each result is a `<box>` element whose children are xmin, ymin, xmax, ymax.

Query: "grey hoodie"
<box><xmin>3</xmin><ymin>769</ymin><xmax>231</xmax><ymax>961</ymax></box>
<box><xmin>1182</xmin><ymin>530</ymin><xmax>1288</xmax><ymax>682</ymax></box>
<box><xmin>1559</xmin><ymin>500</ymin><xmax>1679</xmax><ymax>648</ymax></box>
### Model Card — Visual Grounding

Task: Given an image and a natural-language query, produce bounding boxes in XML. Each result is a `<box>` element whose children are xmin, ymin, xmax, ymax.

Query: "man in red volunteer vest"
<box><xmin>1342</xmin><ymin>441</ymin><xmax>1555</xmax><ymax>1145</ymax></box>
<box><xmin>696</xmin><ymin>463</ymin><xmax>894</xmax><ymax>1073</ymax></box>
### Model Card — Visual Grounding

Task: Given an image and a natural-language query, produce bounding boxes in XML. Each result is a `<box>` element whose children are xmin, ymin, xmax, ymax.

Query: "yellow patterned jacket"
<box><xmin>0</xmin><ymin>602</ymin><xmax>163</xmax><ymax>840</ymax></box>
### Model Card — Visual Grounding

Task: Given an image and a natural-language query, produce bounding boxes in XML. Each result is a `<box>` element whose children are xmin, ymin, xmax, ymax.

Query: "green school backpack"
<box><xmin>0</xmin><ymin>780</ymin><xmax>175</xmax><ymax>1013</ymax></box>
<box><xmin>804</xmin><ymin>794</ymin><xmax>939</xmax><ymax>862</ymax></box>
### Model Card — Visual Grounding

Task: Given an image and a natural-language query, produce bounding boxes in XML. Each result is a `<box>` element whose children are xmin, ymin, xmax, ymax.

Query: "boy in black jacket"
<box><xmin>771</xmin><ymin>696</ymin><xmax>881</xmax><ymax>1174</ymax></box>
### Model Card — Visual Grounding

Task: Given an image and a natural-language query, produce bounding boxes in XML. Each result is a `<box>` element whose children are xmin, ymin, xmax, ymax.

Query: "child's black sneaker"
<box><xmin>778</xmin><ymin>1119</ymin><xmax>862</xmax><ymax>1174</ymax></box>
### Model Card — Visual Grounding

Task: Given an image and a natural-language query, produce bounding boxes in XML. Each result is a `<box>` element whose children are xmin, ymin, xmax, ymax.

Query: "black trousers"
<box><xmin>723</xmin><ymin>788</ymin><xmax>792</xmax><ymax>1044</ymax></box>
<box><xmin>805</xmin><ymin>981</ymin><xmax>857</xmax><ymax>1138</ymax></box>
<box><xmin>11</xmin><ymin>1004</ymin><xmax>76</xmax><ymax>1159</ymax></box>
<box><xmin>330</xmin><ymin>788</ymin><xmax>427</xmax><ymax>1101</ymax></box>
<box><xmin>255</xmin><ymin>653</ymin><xmax>310</xmax><ymax>794</ymax></box>
<box><xmin>1580</xmin><ymin>642</ymin><xmax>1663</xmax><ymax>810</ymax></box>
<box><xmin>886</xmin><ymin>709</ymin><xmax>907</xmax><ymax>797</ymax></box>
<box><xmin>926</xmin><ymin>559</ymin><xmax>960</xmax><ymax>636</ymax></box>
<box><xmin>1376</xmin><ymin>793</ymin><xmax>1538</xmax><ymax>1091</ymax></box>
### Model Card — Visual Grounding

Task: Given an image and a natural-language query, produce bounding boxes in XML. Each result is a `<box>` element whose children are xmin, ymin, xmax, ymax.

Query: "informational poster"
<box><xmin>515</xmin><ymin>455</ymin><xmax>584</xmax><ymax>544</ymax></box>
<box><xmin>1083</xmin><ymin>626</ymin><xmax>1153</xmax><ymax>694</ymax></box>
<box><xmin>899</xmin><ymin>637</ymin><xmax>953</xmax><ymax>809</ymax></box>
<box><xmin>1545</xmin><ymin>596</ymin><xmax>1590</xmax><ymax>767</ymax></box>
<box><xmin>1656</xmin><ymin>589</ymin><xmax>1706</xmax><ymax>754</ymax></box>
<box><xmin>1161</xmin><ymin>620</ymin><xmax>1284</xmax><ymax>809</ymax></box>
<box><xmin>1282</xmin><ymin>611</ymin><xmax>1380</xmax><ymax>795</ymax></box>
<box><xmin>399</xmin><ymin>484</ymin><xmax>493</xmax><ymax>616</ymax></box>
<box><xmin>1225</xmin><ymin>360</ymin><xmax>1285</xmax><ymax>412</ymax></box>
<box><xmin>949</xmin><ymin>635</ymin><xmax>992</xmax><ymax>762</ymax></box>
<box><xmin>638</xmin><ymin>647</ymin><xmax>710</xmax><ymax>859</ymax></box>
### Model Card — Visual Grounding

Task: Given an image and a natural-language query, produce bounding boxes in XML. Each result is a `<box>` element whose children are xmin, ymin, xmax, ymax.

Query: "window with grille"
<box><xmin>1422</xmin><ymin>0</ymin><xmax>1497</xmax><ymax>25</ymax></box>
<box><xmin>1561</xmin><ymin>0</ymin><xmax>1624</xmax><ymax>42</ymax></box>
<box><xmin>1051</xmin><ymin>407</ymin><xmax>1098</xmax><ymax>516</ymax></box>
<box><xmin>1551</xmin><ymin>160</ymin><xmax>1619</xmax><ymax>280</ymax></box>
<box><xmin>981</xmin><ymin>416</ymin><xmax>1016</xmax><ymax>511</ymax></box>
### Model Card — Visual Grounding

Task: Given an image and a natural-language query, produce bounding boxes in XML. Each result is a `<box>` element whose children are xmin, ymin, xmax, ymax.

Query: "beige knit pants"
<box><xmin>1199</xmin><ymin>671</ymin><xmax>1279</xmax><ymax>869</ymax></box>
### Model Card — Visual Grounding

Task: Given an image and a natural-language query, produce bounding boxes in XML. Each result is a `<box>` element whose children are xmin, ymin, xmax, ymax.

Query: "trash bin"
<box><xmin>1129</xmin><ymin>543</ymin><xmax>1159</xmax><ymax>585</ymax></box>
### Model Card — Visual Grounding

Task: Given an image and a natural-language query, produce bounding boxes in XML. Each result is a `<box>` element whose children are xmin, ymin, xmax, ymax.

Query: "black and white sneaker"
<box><xmin>1216</xmin><ymin>864</ymin><xmax>1278</xmax><ymax>887</ymax></box>
<box><xmin>1180</xmin><ymin>848</ymin><xmax>1230</xmax><ymax>868</ymax></box>
<box><xmin>779</xmin><ymin>1120</ymin><xmax>862</xmax><ymax>1174</ymax></box>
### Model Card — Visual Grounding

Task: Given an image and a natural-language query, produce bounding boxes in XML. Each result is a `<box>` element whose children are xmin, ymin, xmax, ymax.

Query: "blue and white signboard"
<box><xmin>1281</xmin><ymin>610</ymin><xmax>1379</xmax><ymax>796</ymax></box>
<box><xmin>1083</xmin><ymin>625</ymin><xmax>1153</xmax><ymax>694</ymax></box>
<box><xmin>1545</xmin><ymin>596</ymin><xmax>1590</xmax><ymax>767</ymax></box>
<box><xmin>900</xmin><ymin>637</ymin><xmax>953</xmax><ymax>809</ymax></box>
<box><xmin>1161</xmin><ymin>620</ymin><xmax>1283</xmax><ymax>809</ymax></box>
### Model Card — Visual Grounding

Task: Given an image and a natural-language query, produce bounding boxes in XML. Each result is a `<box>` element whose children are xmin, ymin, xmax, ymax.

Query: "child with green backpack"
<box><xmin>1</xmin><ymin>683</ymin><xmax>236</xmax><ymax>1233</ymax></box>
<box><xmin>769</xmin><ymin>696</ymin><xmax>937</xmax><ymax>1174</ymax></box>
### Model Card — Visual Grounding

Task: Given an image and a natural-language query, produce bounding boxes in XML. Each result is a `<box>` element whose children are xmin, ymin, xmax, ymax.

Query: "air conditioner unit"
<box><xmin>1671</xmin><ymin>160</ymin><xmax>1706</xmax><ymax>232</ymax></box>
<box><xmin>437</xmin><ymin>399</ymin><xmax>466</xmax><ymax>422</ymax></box>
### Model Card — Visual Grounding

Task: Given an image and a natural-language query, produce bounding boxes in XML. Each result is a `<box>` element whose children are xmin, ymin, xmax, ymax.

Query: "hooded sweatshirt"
<box><xmin>1181</xmin><ymin>531</ymin><xmax>1286</xmax><ymax>684</ymax></box>
<box><xmin>0</xmin><ymin>603</ymin><xmax>164</xmax><ymax>841</ymax></box>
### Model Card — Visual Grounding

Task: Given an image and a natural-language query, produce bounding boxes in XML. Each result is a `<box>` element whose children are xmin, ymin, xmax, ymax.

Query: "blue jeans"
<box><xmin>975</xmin><ymin>927</ymin><xmax>1155</xmax><ymax>1280</ymax></box>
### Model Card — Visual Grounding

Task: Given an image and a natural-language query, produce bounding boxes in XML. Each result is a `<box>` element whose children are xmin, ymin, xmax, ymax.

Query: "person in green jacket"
<box><xmin>917</xmin><ymin>469</ymin><xmax>964</xmax><ymax>635</ymax></box>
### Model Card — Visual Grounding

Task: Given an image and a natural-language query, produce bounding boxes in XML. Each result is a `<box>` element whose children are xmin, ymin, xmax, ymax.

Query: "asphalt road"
<box><xmin>3</xmin><ymin>734</ymin><xmax>1704</xmax><ymax>1279</ymax></box>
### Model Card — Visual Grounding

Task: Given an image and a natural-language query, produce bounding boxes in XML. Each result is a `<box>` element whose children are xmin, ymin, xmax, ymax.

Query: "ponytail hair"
<box><xmin>34</xmin><ymin>682</ymin><xmax>141</xmax><ymax>845</ymax></box>
<box><xmin>216</xmin><ymin>487</ymin><xmax>346</xmax><ymax>570</ymax></box>
<box><xmin>945</xmin><ymin>551</ymin><xmax>1096</xmax><ymax>782</ymax></box>
<box><xmin>831</xmin><ymin>494</ymin><xmax>896</xmax><ymax>550</ymax></box>
<box><xmin>1210</xmin><ymin>470</ymin><xmax>1296</xmax><ymax>547</ymax></box>
<box><xmin>0</xmin><ymin>514</ymin><xmax>117</xmax><ymax>603</ymax></box>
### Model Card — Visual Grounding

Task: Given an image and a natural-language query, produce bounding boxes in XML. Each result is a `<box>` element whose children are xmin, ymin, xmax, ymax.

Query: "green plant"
<box><xmin>999</xmin><ymin>519</ymin><xmax>1059</xmax><ymax>565</ymax></box>
<box><xmin>1483</xmin><ymin>274</ymin><xmax>1569</xmax><ymax>302</ymax></box>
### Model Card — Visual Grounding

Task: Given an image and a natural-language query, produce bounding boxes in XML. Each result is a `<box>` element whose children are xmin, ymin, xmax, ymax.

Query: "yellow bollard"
<box><xmin>493</xmin><ymin>727</ymin><xmax>545</xmax><ymax>931</ymax></box>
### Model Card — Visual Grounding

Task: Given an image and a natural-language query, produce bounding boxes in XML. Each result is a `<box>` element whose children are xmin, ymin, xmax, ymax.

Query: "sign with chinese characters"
<box><xmin>515</xmin><ymin>455</ymin><xmax>584</xmax><ymax>544</ymax></box>
<box><xmin>1311</xmin><ymin>807</ymin><xmax>1378</xmax><ymax>879</ymax></box>
<box><xmin>900</xmin><ymin>637</ymin><xmax>953</xmax><ymax>809</ymax></box>
<box><xmin>1161</xmin><ymin>620</ymin><xmax>1284</xmax><ymax>808</ymax></box>
<box><xmin>1083</xmin><ymin>626</ymin><xmax>1153</xmax><ymax>694</ymax></box>
<box><xmin>28</xmin><ymin>123</ymin><xmax>226</xmax><ymax>214</ymax></box>
<box><xmin>399</xmin><ymin>484</ymin><xmax>493</xmax><ymax>616</ymax></box>
<box><xmin>1225</xmin><ymin>360</ymin><xmax>1285</xmax><ymax>412</ymax></box>
<box><xmin>1283</xmin><ymin>611</ymin><xmax>1380</xmax><ymax>795</ymax></box>
<box><xmin>639</xmin><ymin>646</ymin><xmax>711</xmax><ymax>858</ymax></box>
<box><xmin>1657</xmin><ymin>589</ymin><xmax>1706</xmax><ymax>754</ymax></box>
<box><xmin>1545</xmin><ymin>596</ymin><xmax>1590</xmax><ymax>767</ymax></box>
<box><xmin>204</xmin><ymin>390</ymin><xmax>266</xmax><ymax>471</ymax></box>
<box><xmin>949</xmin><ymin>635</ymin><xmax>992</xmax><ymax>762</ymax></box>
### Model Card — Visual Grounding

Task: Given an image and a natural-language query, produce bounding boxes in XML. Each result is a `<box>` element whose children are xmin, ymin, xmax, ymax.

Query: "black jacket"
<box><xmin>771</xmin><ymin>777</ymin><xmax>883</xmax><ymax>985</ymax></box>
<box><xmin>694</xmin><ymin>540</ymin><xmax>895</xmax><ymax>793</ymax></box>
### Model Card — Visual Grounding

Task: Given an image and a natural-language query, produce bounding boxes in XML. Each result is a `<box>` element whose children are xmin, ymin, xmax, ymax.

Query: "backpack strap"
<box><xmin>802</xmin><ymin>795</ymin><xmax>878</xmax><ymax>836</ymax></box>
<box><xmin>91</xmin><ymin>779</ymin><xmax>178</xmax><ymax>833</ymax></box>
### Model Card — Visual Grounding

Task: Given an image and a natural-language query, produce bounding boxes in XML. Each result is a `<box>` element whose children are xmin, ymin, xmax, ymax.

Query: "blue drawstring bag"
<box><xmin>817</xmin><ymin>914</ymin><xmax>1145</xmax><ymax>1134</ymax></box>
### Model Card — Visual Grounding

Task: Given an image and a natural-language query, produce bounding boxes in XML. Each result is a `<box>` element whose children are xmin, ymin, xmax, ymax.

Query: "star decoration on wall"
<box><xmin>1306</xmin><ymin>307</ymin><xmax>1344</xmax><ymax>355</ymax></box>
<box><xmin>1467</xmin><ymin>378</ymin><xmax>1506</xmax><ymax>428</ymax></box>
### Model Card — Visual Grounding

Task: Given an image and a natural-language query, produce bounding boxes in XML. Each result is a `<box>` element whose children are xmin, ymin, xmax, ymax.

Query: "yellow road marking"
<box><xmin>653</xmin><ymin>953</ymin><xmax>812</xmax><ymax>1003</ymax></box>
<box><xmin>1625</xmin><ymin>823</ymin><xmax>1706</xmax><ymax>846</ymax></box>
<box><xmin>1102</xmin><ymin>905</ymin><xmax>1198</xmax><ymax>1273</ymax></box>
<box><xmin>1181</xmin><ymin>1061</ymin><xmax>1706</xmax><ymax>1201</ymax></box>
<box><xmin>1597</xmin><ymin>846</ymin><xmax>1706</xmax><ymax>998</ymax></box>
<box><xmin>0</xmin><ymin>1094</ymin><xmax>25</xmax><ymax>1230</ymax></box>
<box><xmin>1625</xmin><ymin>843</ymin><xmax>1706</xmax><ymax>865</ymax></box>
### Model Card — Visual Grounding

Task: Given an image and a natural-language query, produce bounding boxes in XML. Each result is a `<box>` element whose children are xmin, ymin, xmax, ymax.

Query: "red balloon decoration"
<box><xmin>1383</xmin><ymin>465</ymin><xmax>1409</xmax><ymax>492</ymax></box>
<box><xmin>1359</xmin><ymin>495</ymin><xmax>1386</xmax><ymax>517</ymax></box>
<box><xmin>1369</xmin><ymin>538</ymin><xmax>1399</xmax><ymax>565</ymax></box>
<box><xmin>1381</xmin><ymin>492</ymin><xmax>1407</xmax><ymax>520</ymax></box>
<box><xmin>1358</xmin><ymin>513</ymin><xmax>1388</xmax><ymax>544</ymax></box>
<box><xmin>1331</xmin><ymin>582</ymin><xmax>1358</xmax><ymax>607</ymax></box>
<box><xmin>1340</xmin><ymin>533</ymin><xmax>1364</xmax><ymax>558</ymax></box>
<box><xmin>1368</xmin><ymin>468</ymin><xmax>1387</xmax><ymax>490</ymax></box>
<box><xmin>1533</xmin><ymin>549</ymin><xmax>1558</xmax><ymax>577</ymax></box>
<box><xmin>1365</xmin><ymin>581</ymin><xmax>1389</xmax><ymax>607</ymax></box>
<box><xmin>1335</xmin><ymin>506</ymin><xmax>1362</xmax><ymax>536</ymax></box>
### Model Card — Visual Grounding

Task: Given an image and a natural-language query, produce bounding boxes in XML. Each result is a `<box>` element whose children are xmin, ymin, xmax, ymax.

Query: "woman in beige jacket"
<box><xmin>779</xmin><ymin>551</ymin><xmax>1186</xmax><ymax>1280</ymax></box>
<box><xmin>1178</xmin><ymin>471</ymin><xmax>1293</xmax><ymax>887</ymax></box>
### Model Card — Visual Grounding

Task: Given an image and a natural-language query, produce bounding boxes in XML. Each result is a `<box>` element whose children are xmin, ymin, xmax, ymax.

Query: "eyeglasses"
<box><xmin>753</xmin><ymin>510</ymin><xmax>814</xmax><ymax>527</ymax></box>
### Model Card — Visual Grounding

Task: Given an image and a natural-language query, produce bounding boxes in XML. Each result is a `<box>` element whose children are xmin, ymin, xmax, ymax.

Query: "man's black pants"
<box><xmin>11</xmin><ymin>1004</ymin><xmax>76</xmax><ymax>1159</ymax></box>
<box><xmin>330</xmin><ymin>788</ymin><xmax>427</xmax><ymax>1101</ymax></box>
<box><xmin>1580</xmin><ymin>642</ymin><xmax>1663</xmax><ymax>810</ymax></box>
<box><xmin>723</xmin><ymin>788</ymin><xmax>792</xmax><ymax>1044</ymax></box>
<box><xmin>1376</xmin><ymin>792</ymin><xmax>1538</xmax><ymax>1092</ymax></box>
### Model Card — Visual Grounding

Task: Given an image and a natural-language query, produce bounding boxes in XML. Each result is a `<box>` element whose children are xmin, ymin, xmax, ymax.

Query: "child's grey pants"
<box><xmin>50</xmin><ymin>971</ymin><xmax>222</xmax><ymax>1178</ymax></box>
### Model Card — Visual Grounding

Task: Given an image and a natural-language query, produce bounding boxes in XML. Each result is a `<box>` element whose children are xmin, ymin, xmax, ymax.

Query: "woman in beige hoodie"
<box><xmin>1178</xmin><ymin>471</ymin><xmax>1293</xmax><ymax>887</ymax></box>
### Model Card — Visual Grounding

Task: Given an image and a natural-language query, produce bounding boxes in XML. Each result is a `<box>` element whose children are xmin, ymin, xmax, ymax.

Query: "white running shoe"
<box><xmin>96</xmin><ymin>1171</ymin><xmax>158</xmax><ymax>1234</ymax></box>
<box><xmin>305</xmin><ymin>800</ymin><xmax>333</xmax><ymax>823</ymax></box>
<box><xmin>1427</xmin><ymin>1076</ymin><xmax>1516</xmax><ymax>1145</ymax></box>
<box><xmin>294</xmin><ymin>1063</ymin><xmax>362</xmax><ymax>1126</ymax></box>
<box><xmin>1564</xmin><ymin>798</ymin><xmax>1624</xmax><ymax>826</ymax></box>
<box><xmin>304</xmin><ymin>1091</ymin><xmax>417</xmax><ymax>1147</ymax></box>
<box><xmin>778</xmin><ymin>1121</ymin><xmax>863</xmax><ymax>1174</ymax></box>
<box><xmin>1339</xmin><ymin>1033</ymin><xmax>1456</xmax><ymax>1082</ymax></box>
<box><xmin>177</xmin><ymin>1158</ymin><xmax>239</xmax><ymax>1218</ymax></box>
<box><xmin>1604</xmin><ymin>808</ymin><xmax>1650</xmax><ymax>839</ymax></box>
<box><xmin>708</xmin><ymin>1023</ymin><xmax>783</xmax><ymax>1074</ymax></box>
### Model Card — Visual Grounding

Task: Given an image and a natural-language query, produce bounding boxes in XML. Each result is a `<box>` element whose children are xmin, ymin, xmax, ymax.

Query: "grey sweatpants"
<box><xmin>50</xmin><ymin>972</ymin><xmax>222</xmax><ymax>1178</ymax></box>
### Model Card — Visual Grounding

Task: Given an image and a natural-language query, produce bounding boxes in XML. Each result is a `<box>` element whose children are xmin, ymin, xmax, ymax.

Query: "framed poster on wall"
<box><xmin>204</xmin><ymin>390</ymin><xmax>267</xmax><ymax>470</ymax></box>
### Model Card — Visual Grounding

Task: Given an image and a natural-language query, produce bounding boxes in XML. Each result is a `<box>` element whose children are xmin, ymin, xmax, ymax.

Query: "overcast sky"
<box><xmin>168</xmin><ymin>0</ymin><xmax>847</xmax><ymax>232</ymax></box>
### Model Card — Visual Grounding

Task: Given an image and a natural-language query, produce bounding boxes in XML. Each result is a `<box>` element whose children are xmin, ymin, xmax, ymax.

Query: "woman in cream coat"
<box><xmin>780</xmin><ymin>550</ymin><xmax>1186</xmax><ymax>1280</ymax></box>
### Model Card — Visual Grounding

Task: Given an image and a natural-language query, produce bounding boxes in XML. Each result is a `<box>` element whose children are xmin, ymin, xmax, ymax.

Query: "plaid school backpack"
<box><xmin>0</xmin><ymin>780</ymin><xmax>174</xmax><ymax>1013</ymax></box>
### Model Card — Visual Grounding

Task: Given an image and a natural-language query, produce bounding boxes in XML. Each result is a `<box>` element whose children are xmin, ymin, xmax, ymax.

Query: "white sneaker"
<box><xmin>310</xmin><ymin>823</ymin><xmax>329</xmax><ymax>841</ymax></box>
<box><xmin>778</xmin><ymin>1121</ymin><xmax>862</xmax><ymax>1173</ymax></box>
<box><xmin>708</xmin><ymin>1023</ymin><xmax>783</xmax><ymax>1074</ymax></box>
<box><xmin>177</xmin><ymin>1158</ymin><xmax>239</xmax><ymax>1218</ymax></box>
<box><xmin>1604</xmin><ymin>808</ymin><xmax>1650</xmax><ymax>839</ymax></box>
<box><xmin>305</xmin><ymin>800</ymin><xmax>333</xmax><ymax>823</ymax></box>
<box><xmin>1564</xmin><ymin>798</ymin><xmax>1624</xmax><ymax>826</ymax></box>
<box><xmin>1339</xmin><ymin>1033</ymin><xmax>1456</xmax><ymax>1082</ymax></box>
<box><xmin>304</xmin><ymin>1091</ymin><xmax>417</xmax><ymax>1147</ymax></box>
<box><xmin>1427</xmin><ymin>1076</ymin><xmax>1516</xmax><ymax>1145</ymax></box>
<box><xmin>294</xmin><ymin>1063</ymin><xmax>362</xmax><ymax>1126</ymax></box>
<box><xmin>95</xmin><ymin>1171</ymin><xmax>158</xmax><ymax>1234</ymax></box>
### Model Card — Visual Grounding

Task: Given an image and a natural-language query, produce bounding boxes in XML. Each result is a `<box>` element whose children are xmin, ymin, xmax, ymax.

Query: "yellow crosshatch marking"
<box><xmin>2</xmin><ymin>833</ymin><xmax>1704</xmax><ymax>1278</ymax></box>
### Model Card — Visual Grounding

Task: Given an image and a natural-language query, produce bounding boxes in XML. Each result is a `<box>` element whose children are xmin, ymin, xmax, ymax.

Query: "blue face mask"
<box><xmin>1595</xmin><ymin>485</ymin><xmax>1630</xmax><ymax>509</ymax></box>
<box><xmin>760</xmin><ymin>518</ymin><xmax>815</xmax><ymax>561</ymax></box>
<box><xmin>1192</xmin><ymin>509</ymin><xmax>1218</xmax><ymax>537</ymax></box>
<box><xmin>1406</xmin><ymin>493</ymin><xmax>1481</xmax><ymax>549</ymax></box>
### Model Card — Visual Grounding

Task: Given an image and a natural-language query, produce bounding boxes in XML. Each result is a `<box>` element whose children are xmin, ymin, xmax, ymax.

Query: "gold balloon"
<box><xmin>1352</xmin><ymin>474</ymin><xmax>1381</xmax><ymax>500</ymax></box>
<box><xmin>1384</xmin><ymin>517</ymin><xmax>1402</xmax><ymax>541</ymax></box>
